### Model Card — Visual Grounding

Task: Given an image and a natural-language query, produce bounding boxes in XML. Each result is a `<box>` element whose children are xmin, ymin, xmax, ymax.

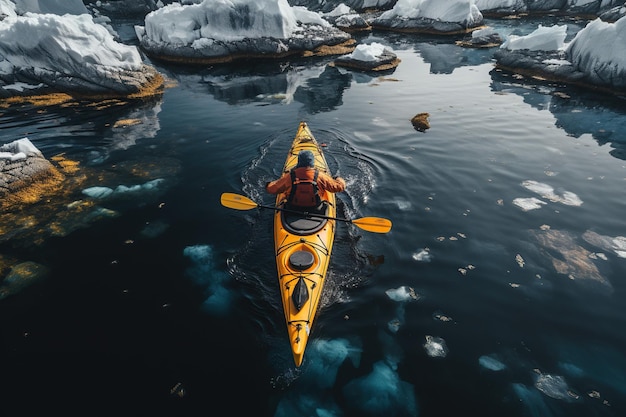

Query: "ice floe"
<box><xmin>82</xmin><ymin>178</ymin><xmax>164</xmax><ymax>200</ymax></box>
<box><xmin>521</xmin><ymin>180</ymin><xmax>583</xmax><ymax>206</ymax></box>
<box><xmin>385</xmin><ymin>285</ymin><xmax>419</xmax><ymax>302</ymax></box>
<box><xmin>582</xmin><ymin>230</ymin><xmax>626</xmax><ymax>258</ymax></box>
<box><xmin>373</xmin><ymin>0</ymin><xmax>484</xmax><ymax>35</ymax></box>
<box><xmin>514</xmin><ymin>180</ymin><xmax>583</xmax><ymax>211</ymax></box>
<box><xmin>502</xmin><ymin>24</ymin><xmax>567</xmax><ymax>51</ymax></box>
<box><xmin>423</xmin><ymin>335</ymin><xmax>448</xmax><ymax>358</ymax></box>
<box><xmin>534</xmin><ymin>372</ymin><xmax>578</xmax><ymax>401</ymax></box>
<box><xmin>412</xmin><ymin>248</ymin><xmax>432</xmax><ymax>262</ymax></box>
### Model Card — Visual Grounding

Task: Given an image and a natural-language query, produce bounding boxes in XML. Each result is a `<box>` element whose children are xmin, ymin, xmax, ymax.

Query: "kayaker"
<box><xmin>265</xmin><ymin>150</ymin><xmax>346</xmax><ymax>211</ymax></box>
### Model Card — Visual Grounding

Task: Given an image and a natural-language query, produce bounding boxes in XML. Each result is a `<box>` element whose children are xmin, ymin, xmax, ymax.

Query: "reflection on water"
<box><xmin>490</xmin><ymin>67</ymin><xmax>626</xmax><ymax>158</ymax></box>
<box><xmin>178</xmin><ymin>60</ymin><xmax>354</xmax><ymax>113</ymax></box>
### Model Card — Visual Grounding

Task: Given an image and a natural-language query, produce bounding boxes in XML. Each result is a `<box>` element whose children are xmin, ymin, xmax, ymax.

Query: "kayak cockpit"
<box><xmin>280</xmin><ymin>203</ymin><xmax>329</xmax><ymax>235</ymax></box>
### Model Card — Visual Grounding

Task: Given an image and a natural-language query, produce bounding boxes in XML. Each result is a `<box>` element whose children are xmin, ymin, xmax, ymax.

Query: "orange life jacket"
<box><xmin>288</xmin><ymin>167</ymin><xmax>321</xmax><ymax>208</ymax></box>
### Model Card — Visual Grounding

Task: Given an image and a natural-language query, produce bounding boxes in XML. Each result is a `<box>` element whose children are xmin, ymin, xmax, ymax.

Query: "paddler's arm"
<box><xmin>318</xmin><ymin>173</ymin><xmax>346</xmax><ymax>193</ymax></box>
<box><xmin>265</xmin><ymin>172</ymin><xmax>292</xmax><ymax>194</ymax></box>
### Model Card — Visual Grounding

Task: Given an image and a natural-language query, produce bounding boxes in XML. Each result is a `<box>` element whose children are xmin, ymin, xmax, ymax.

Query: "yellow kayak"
<box><xmin>273</xmin><ymin>121</ymin><xmax>337</xmax><ymax>367</ymax></box>
<box><xmin>220</xmin><ymin>124</ymin><xmax>391</xmax><ymax>367</ymax></box>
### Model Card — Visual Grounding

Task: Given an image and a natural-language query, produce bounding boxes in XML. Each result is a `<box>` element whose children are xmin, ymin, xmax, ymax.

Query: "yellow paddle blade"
<box><xmin>352</xmin><ymin>217</ymin><xmax>392</xmax><ymax>233</ymax></box>
<box><xmin>220</xmin><ymin>192</ymin><xmax>259</xmax><ymax>210</ymax></box>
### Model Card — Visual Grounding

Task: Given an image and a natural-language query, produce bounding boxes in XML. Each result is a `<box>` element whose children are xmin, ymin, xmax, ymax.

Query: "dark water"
<box><xmin>1</xmin><ymin>17</ymin><xmax>626</xmax><ymax>417</ymax></box>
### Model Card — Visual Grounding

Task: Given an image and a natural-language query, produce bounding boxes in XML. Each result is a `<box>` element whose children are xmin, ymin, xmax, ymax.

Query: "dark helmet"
<box><xmin>296</xmin><ymin>150</ymin><xmax>315</xmax><ymax>168</ymax></box>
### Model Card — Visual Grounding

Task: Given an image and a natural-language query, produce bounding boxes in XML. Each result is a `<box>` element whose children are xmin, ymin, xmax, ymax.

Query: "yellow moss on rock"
<box><xmin>0</xmin><ymin>154</ymin><xmax>85</xmax><ymax>211</ymax></box>
<box><xmin>51</xmin><ymin>154</ymin><xmax>81</xmax><ymax>174</ymax></box>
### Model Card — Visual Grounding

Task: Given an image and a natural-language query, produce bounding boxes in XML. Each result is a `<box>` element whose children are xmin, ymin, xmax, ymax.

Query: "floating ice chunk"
<box><xmin>115</xmin><ymin>184</ymin><xmax>141</xmax><ymax>193</ymax></box>
<box><xmin>412</xmin><ymin>248</ymin><xmax>432</xmax><ymax>262</ymax></box>
<box><xmin>117</xmin><ymin>179</ymin><xmax>163</xmax><ymax>194</ymax></box>
<box><xmin>346</xmin><ymin>42</ymin><xmax>387</xmax><ymax>62</ymax></box>
<box><xmin>513</xmin><ymin>197</ymin><xmax>546</xmax><ymax>211</ymax></box>
<box><xmin>501</xmin><ymin>24</ymin><xmax>567</xmax><ymax>51</ymax></box>
<box><xmin>83</xmin><ymin>179</ymin><xmax>164</xmax><ymax>199</ymax></box>
<box><xmin>82</xmin><ymin>186</ymin><xmax>114</xmax><ymax>199</ymax></box>
<box><xmin>558</xmin><ymin>191</ymin><xmax>583</xmax><ymax>206</ymax></box>
<box><xmin>521</xmin><ymin>180</ymin><xmax>582</xmax><ymax>206</ymax></box>
<box><xmin>534</xmin><ymin>373</ymin><xmax>577</xmax><ymax>401</ymax></box>
<box><xmin>432</xmin><ymin>311</ymin><xmax>453</xmax><ymax>322</ymax></box>
<box><xmin>385</xmin><ymin>286</ymin><xmax>419</xmax><ymax>302</ymax></box>
<box><xmin>479</xmin><ymin>354</ymin><xmax>506</xmax><ymax>371</ymax></box>
<box><xmin>582</xmin><ymin>230</ymin><xmax>626</xmax><ymax>259</ymax></box>
<box><xmin>424</xmin><ymin>335</ymin><xmax>448</xmax><ymax>358</ymax></box>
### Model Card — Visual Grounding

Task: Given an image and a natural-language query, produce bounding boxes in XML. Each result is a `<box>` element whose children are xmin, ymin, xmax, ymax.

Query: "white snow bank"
<box><xmin>141</xmin><ymin>0</ymin><xmax>328</xmax><ymax>45</ymax></box>
<box><xmin>0</xmin><ymin>13</ymin><xmax>143</xmax><ymax>72</ymax></box>
<box><xmin>501</xmin><ymin>24</ymin><xmax>568</xmax><ymax>51</ymax></box>
<box><xmin>13</xmin><ymin>0</ymin><xmax>88</xmax><ymax>15</ymax></box>
<box><xmin>567</xmin><ymin>17</ymin><xmax>626</xmax><ymax>86</ymax></box>
<box><xmin>381</xmin><ymin>0</ymin><xmax>482</xmax><ymax>24</ymax></box>
<box><xmin>348</xmin><ymin>42</ymin><xmax>387</xmax><ymax>61</ymax></box>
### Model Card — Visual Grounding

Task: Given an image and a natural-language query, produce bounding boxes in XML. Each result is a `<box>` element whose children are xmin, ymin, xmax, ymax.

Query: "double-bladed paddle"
<box><xmin>220</xmin><ymin>192</ymin><xmax>392</xmax><ymax>234</ymax></box>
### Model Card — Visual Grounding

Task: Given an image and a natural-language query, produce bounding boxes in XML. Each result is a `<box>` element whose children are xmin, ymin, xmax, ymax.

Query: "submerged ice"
<box><xmin>479</xmin><ymin>354</ymin><xmax>507</xmax><ymax>371</ymax></box>
<box><xmin>183</xmin><ymin>244</ymin><xmax>233</xmax><ymax>315</ymax></box>
<box><xmin>343</xmin><ymin>360</ymin><xmax>418</xmax><ymax>417</ymax></box>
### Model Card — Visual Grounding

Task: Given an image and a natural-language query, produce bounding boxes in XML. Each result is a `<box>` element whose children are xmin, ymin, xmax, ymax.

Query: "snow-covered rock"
<box><xmin>494</xmin><ymin>16</ymin><xmax>626</xmax><ymax>94</ymax></box>
<box><xmin>289</xmin><ymin>0</ymin><xmax>398</xmax><ymax>13</ymax></box>
<box><xmin>456</xmin><ymin>26</ymin><xmax>503</xmax><ymax>47</ymax></box>
<box><xmin>372</xmin><ymin>0</ymin><xmax>484</xmax><ymax>35</ymax></box>
<box><xmin>323</xmin><ymin>4</ymin><xmax>372</xmax><ymax>32</ymax></box>
<box><xmin>332</xmin><ymin>42</ymin><xmax>400</xmax><ymax>71</ymax></box>
<box><xmin>0</xmin><ymin>1</ymin><xmax>164</xmax><ymax>99</ymax></box>
<box><xmin>0</xmin><ymin>138</ymin><xmax>53</xmax><ymax>197</ymax></box>
<box><xmin>475</xmin><ymin>0</ymin><xmax>623</xmax><ymax>17</ymax></box>
<box><xmin>135</xmin><ymin>0</ymin><xmax>355</xmax><ymax>65</ymax></box>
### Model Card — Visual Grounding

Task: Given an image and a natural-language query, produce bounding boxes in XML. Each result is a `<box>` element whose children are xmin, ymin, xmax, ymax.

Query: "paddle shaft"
<box><xmin>255</xmin><ymin>202</ymin><xmax>350</xmax><ymax>222</ymax></box>
<box><xmin>220</xmin><ymin>192</ymin><xmax>392</xmax><ymax>233</ymax></box>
